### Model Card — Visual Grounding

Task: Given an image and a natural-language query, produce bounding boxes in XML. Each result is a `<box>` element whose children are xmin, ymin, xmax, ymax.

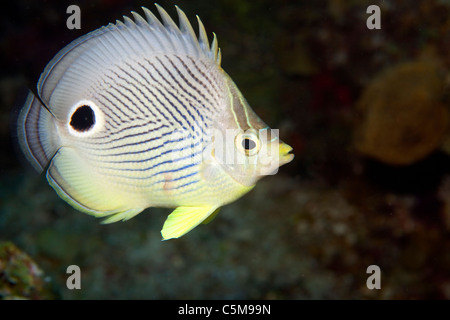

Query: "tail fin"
<box><xmin>16</xmin><ymin>91</ymin><xmax>60</xmax><ymax>173</ymax></box>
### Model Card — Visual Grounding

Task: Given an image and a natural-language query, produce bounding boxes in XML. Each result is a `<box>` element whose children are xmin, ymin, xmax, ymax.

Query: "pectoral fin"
<box><xmin>161</xmin><ymin>206</ymin><xmax>219</xmax><ymax>240</ymax></box>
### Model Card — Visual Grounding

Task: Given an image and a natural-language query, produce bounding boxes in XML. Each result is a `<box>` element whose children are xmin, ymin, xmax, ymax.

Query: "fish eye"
<box><xmin>70</xmin><ymin>105</ymin><xmax>95</xmax><ymax>132</ymax></box>
<box><xmin>236</xmin><ymin>131</ymin><xmax>260</xmax><ymax>156</ymax></box>
<box><xmin>67</xmin><ymin>100</ymin><xmax>103</xmax><ymax>137</ymax></box>
<box><xmin>242</xmin><ymin>137</ymin><xmax>256</xmax><ymax>151</ymax></box>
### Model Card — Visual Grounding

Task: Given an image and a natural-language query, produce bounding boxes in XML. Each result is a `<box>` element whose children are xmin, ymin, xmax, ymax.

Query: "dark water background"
<box><xmin>0</xmin><ymin>0</ymin><xmax>449</xmax><ymax>299</ymax></box>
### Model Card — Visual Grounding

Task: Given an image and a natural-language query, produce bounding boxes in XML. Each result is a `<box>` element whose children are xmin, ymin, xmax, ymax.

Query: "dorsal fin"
<box><xmin>36</xmin><ymin>4</ymin><xmax>221</xmax><ymax>110</ymax></box>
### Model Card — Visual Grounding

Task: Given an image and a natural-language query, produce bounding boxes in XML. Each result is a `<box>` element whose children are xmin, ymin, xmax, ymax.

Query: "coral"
<box><xmin>354</xmin><ymin>60</ymin><xmax>448</xmax><ymax>165</ymax></box>
<box><xmin>0</xmin><ymin>241</ymin><xmax>53</xmax><ymax>299</ymax></box>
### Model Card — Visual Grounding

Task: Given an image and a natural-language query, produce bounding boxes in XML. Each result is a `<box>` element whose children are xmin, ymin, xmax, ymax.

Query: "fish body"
<box><xmin>17</xmin><ymin>5</ymin><xmax>293</xmax><ymax>239</ymax></box>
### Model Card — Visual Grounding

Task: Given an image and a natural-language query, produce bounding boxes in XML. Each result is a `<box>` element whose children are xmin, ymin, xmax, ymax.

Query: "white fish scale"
<box><xmin>104</xmin><ymin>56</ymin><xmax>212</xmax><ymax>128</ymax></box>
<box><xmin>129</xmin><ymin>56</ymin><xmax>212</xmax><ymax>128</ymax></box>
<box><xmin>56</xmin><ymin>146</ymin><xmax>204</xmax><ymax>206</ymax></box>
<box><xmin>62</xmin><ymin>52</ymin><xmax>223</xmax><ymax>182</ymax></box>
<box><xmin>155</xmin><ymin>55</ymin><xmax>224</xmax><ymax>112</ymax></box>
<box><xmin>117</xmin><ymin>60</ymin><xmax>200</xmax><ymax>130</ymax></box>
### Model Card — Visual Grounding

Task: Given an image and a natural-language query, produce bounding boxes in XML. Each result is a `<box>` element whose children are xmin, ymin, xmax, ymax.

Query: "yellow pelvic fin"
<box><xmin>202</xmin><ymin>208</ymin><xmax>221</xmax><ymax>224</ymax></box>
<box><xmin>161</xmin><ymin>206</ymin><xmax>219</xmax><ymax>240</ymax></box>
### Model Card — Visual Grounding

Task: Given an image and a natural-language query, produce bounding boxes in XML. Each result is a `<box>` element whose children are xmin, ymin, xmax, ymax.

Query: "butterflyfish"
<box><xmin>17</xmin><ymin>4</ymin><xmax>294</xmax><ymax>240</ymax></box>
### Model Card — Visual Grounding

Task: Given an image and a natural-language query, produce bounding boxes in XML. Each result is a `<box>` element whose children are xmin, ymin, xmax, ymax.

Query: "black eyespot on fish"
<box><xmin>242</xmin><ymin>138</ymin><xmax>256</xmax><ymax>151</ymax></box>
<box><xmin>70</xmin><ymin>105</ymin><xmax>95</xmax><ymax>132</ymax></box>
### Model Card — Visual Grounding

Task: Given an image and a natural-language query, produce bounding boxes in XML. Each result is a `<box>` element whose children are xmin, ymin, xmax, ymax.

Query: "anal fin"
<box><xmin>101</xmin><ymin>208</ymin><xmax>145</xmax><ymax>224</ymax></box>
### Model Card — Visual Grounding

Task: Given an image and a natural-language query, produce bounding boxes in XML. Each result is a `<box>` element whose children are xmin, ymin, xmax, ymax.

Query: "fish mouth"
<box><xmin>279</xmin><ymin>143</ymin><xmax>294</xmax><ymax>165</ymax></box>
